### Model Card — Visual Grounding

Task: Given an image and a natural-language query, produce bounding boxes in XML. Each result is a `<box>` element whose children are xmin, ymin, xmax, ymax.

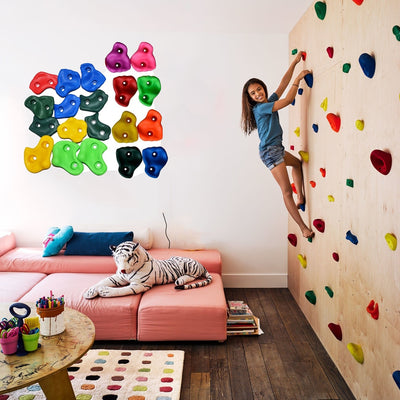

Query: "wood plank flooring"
<box><xmin>92</xmin><ymin>288</ymin><xmax>355</xmax><ymax>400</ymax></box>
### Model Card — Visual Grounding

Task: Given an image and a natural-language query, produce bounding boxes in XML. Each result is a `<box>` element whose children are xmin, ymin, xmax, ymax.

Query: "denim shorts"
<box><xmin>260</xmin><ymin>145</ymin><xmax>285</xmax><ymax>170</ymax></box>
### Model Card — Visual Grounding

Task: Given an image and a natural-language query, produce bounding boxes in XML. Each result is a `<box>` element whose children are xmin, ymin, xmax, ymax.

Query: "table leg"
<box><xmin>39</xmin><ymin>367</ymin><xmax>75</xmax><ymax>400</ymax></box>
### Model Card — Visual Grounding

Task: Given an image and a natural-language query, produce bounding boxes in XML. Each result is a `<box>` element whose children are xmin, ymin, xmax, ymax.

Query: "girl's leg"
<box><xmin>284</xmin><ymin>151</ymin><xmax>305</xmax><ymax>207</ymax></box>
<box><xmin>270</xmin><ymin>161</ymin><xmax>314</xmax><ymax>238</ymax></box>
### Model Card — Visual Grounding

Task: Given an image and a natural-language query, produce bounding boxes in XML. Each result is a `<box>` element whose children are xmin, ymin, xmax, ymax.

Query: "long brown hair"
<box><xmin>241</xmin><ymin>78</ymin><xmax>268</xmax><ymax>135</ymax></box>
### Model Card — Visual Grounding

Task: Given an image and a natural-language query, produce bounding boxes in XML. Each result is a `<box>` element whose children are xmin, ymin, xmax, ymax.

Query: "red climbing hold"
<box><xmin>320</xmin><ymin>168</ymin><xmax>326</xmax><ymax>177</ymax></box>
<box><xmin>287</xmin><ymin>234</ymin><xmax>297</xmax><ymax>247</ymax></box>
<box><xmin>291</xmin><ymin>183</ymin><xmax>297</xmax><ymax>194</ymax></box>
<box><xmin>326</xmin><ymin>113</ymin><xmax>341</xmax><ymax>132</ymax></box>
<box><xmin>310</xmin><ymin>180</ymin><xmax>316</xmax><ymax>188</ymax></box>
<box><xmin>352</xmin><ymin>0</ymin><xmax>364</xmax><ymax>5</ymax></box>
<box><xmin>138</xmin><ymin>109</ymin><xmax>163</xmax><ymax>141</ymax></box>
<box><xmin>366</xmin><ymin>300</ymin><xmax>379</xmax><ymax>320</ymax></box>
<box><xmin>328</xmin><ymin>323</ymin><xmax>342</xmax><ymax>341</ymax></box>
<box><xmin>113</xmin><ymin>76</ymin><xmax>138</xmax><ymax>107</ymax></box>
<box><xmin>326</xmin><ymin>47</ymin><xmax>334</xmax><ymax>58</ymax></box>
<box><xmin>313</xmin><ymin>219</ymin><xmax>325</xmax><ymax>233</ymax></box>
<box><xmin>370</xmin><ymin>149</ymin><xmax>392</xmax><ymax>175</ymax></box>
<box><xmin>301</xmin><ymin>52</ymin><xmax>307</xmax><ymax>61</ymax></box>
<box><xmin>29</xmin><ymin>71</ymin><xmax>58</xmax><ymax>94</ymax></box>
<box><xmin>332</xmin><ymin>252</ymin><xmax>339</xmax><ymax>262</ymax></box>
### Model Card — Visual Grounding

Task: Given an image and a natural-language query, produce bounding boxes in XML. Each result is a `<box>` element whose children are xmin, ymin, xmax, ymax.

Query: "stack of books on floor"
<box><xmin>226</xmin><ymin>300</ymin><xmax>263</xmax><ymax>336</ymax></box>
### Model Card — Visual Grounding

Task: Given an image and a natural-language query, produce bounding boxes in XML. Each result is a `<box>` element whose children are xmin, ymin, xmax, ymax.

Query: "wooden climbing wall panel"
<box><xmin>288</xmin><ymin>1</ymin><xmax>400</xmax><ymax>399</ymax></box>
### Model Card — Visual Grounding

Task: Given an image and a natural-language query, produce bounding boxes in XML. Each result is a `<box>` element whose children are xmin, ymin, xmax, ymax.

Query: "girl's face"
<box><xmin>247</xmin><ymin>83</ymin><xmax>266</xmax><ymax>103</ymax></box>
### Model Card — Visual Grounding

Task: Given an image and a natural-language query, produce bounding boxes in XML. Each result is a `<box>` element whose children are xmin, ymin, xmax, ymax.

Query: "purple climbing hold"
<box><xmin>359</xmin><ymin>53</ymin><xmax>375</xmax><ymax>78</ymax></box>
<box><xmin>105</xmin><ymin>42</ymin><xmax>131</xmax><ymax>73</ymax></box>
<box><xmin>55</xmin><ymin>69</ymin><xmax>81</xmax><ymax>97</ymax></box>
<box><xmin>80</xmin><ymin>63</ymin><xmax>106</xmax><ymax>92</ymax></box>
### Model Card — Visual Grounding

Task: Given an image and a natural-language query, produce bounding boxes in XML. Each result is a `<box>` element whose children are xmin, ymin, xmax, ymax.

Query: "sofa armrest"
<box><xmin>0</xmin><ymin>232</ymin><xmax>16</xmax><ymax>257</ymax></box>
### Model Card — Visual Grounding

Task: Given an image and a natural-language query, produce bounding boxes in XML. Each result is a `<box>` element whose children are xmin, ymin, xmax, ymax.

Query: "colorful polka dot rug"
<box><xmin>4</xmin><ymin>349</ymin><xmax>184</xmax><ymax>400</ymax></box>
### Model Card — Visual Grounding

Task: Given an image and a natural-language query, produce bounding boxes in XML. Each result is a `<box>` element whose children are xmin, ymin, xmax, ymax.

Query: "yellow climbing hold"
<box><xmin>385</xmin><ymin>233</ymin><xmax>397</xmax><ymax>251</ymax></box>
<box><xmin>24</xmin><ymin>135</ymin><xmax>54</xmax><ymax>173</ymax></box>
<box><xmin>320</xmin><ymin>97</ymin><xmax>328</xmax><ymax>112</ymax></box>
<box><xmin>57</xmin><ymin>117</ymin><xmax>87</xmax><ymax>143</ymax></box>
<box><xmin>355</xmin><ymin>119</ymin><xmax>364</xmax><ymax>131</ymax></box>
<box><xmin>294</xmin><ymin>127</ymin><xmax>300</xmax><ymax>137</ymax></box>
<box><xmin>298</xmin><ymin>151</ymin><xmax>309</xmax><ymax>162</ymax></box>
<box><xmin>297</xmin><ymin>254</ymin><xmax>307</xmax><ymax>269</ymax></box>
<box><xmin>347</xmin><ymin>343</ymin><xmax>364</xmax><ymax>364</ymax></box>
<box><xmin>328</xmin><ymin>195</ymin><xmax>335</xmax><ymax>202</ymax></box>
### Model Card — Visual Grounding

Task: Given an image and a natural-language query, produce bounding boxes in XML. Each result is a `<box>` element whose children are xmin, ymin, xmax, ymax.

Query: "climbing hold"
<box><xmin>85</xmin><ymin>113</ymin><xmax>111</xmax><ymax>141</ymax></box>
<box><xmin>112</xmin><ymin>111</ymin><xmax>138</xmax><ymax>143</ymax></box>
<box><xmin>291</xmin><ymin>183</ymin><xmax>297</xmax><ymax>194</ymax></box>
<box><xmin>325</xmin><ymin>286</ymin><xmax>334</xmax><ymax>297</ymax></box>
<box><xmin>78</xmin><ymin>138</ymin><xmax>107</xmax><ymax>175</ymax></box>
<box><xmin>142</xmin><ymin>146</ymin><xmax>168</xmax><ymax>178</ymax></box>
<box><xmin>320</xmin><ymin>168</ymin><xmax>326</xmax><ymax>177</ymax></box>
<box><xmin>355</xmin><ymin>119</ymin><xmax>364</xmax><ymax>131</ymax></box>
<box><xmin>105</xmin><ymin>42</ymin><xmax>131</xmax><ymax>73</ymax></box>
<box><xmin>328</xmin><ymin>195</ymin><xmax>335</xmax><ymax>202</ymax></box>
<box><xmin>298</xmin><ymin>88</ymin><xmax>303</xmax><ymax>95</ymax></box>
<box><xmin>52</xmin><ymin>140</ymin><xmax>83</xmax><ymax>175</ymax></box>
<box><xmin>301</xmin><ymin>52</ymin><xmax>307</xmax><ymax>61</ymax></box>
<box><xmin>304</xmin><ymin>73</ymin><xmax>313</xmax><ymax>88</ymax></box>
<box><xmin>346</xmin><ymin>230</ymin><xmax>358</xmax><ymax>245</ymax></box>
<box><xmin>312</xmin><ymin>124</ymin><xmax>319</xmax><ymax>133</ymax></box>
<box><xmin>347</xmin><ymin>343</ymin><xmax>364</xmax><ymax>364</ymax></box>
<box><xmin>130</xmin><ymin>42</ymin><xmax>157</xmax><ymax>72</ymax></box>
<box><xmin>24</xmin><ymin>95</ymin><xmax>54</xmax><ymax>119</ymax></box>
<box><xmin>352</xmin><ymin>0</ymin><xmax>364</xmax><ymax>4</ymax></box>
<box><xmin>326</xmin><ymin>113</ymin><xmax>341</xmax><ymax>132</ymax></box>
<box><xmin>294</xmin><ymin>127</ymin><xmax>300</xmax><ymax>137</ymax></box>
<box><xmin>342</xmin><ymin>63</ymin><xmax>351</xmax><ymax>73</ymax></box>
<box><xmin>332</xmin><ymin>252</ymin><xmax>339</xmax><ymax>262</ymax></box>
<box><xmin>57</xmin><ymin>117</ymin><xmax>87</xmax><ymax>143</ymax></box>
<box><xmin>308</xmin><ymin>236</ymin><xmax>313</xmax><ymax>243</ymax></box>
<box><xmin>359</xmin><ymin>53</ymin><xmax>375</xmax><ymax>78</ymax></box>
<box><xmin>370</xmin><ymin>149</ymin><xmax>392</xmax><ymax>175</ymax></box>
<box><xmin>328</xmin><ymin>323</ymin><xmax>342</xmax><ymax>341</ymax></box>
<box><xmin>393</xmin><ymin>25</ymin><xmax>400</xmax><ymax>41</ymax></box>
<box><xmin>297</xmin><ymin>254</ymin><xmax>307</xmax><ymax>269</ymax></box>
<box><xmin>29</xmin><ymin>71</ymin><xmax>58</xmax><ymax>94</ymax></box>
<box><xmin>320</xmin><ymin>97</ymin><xmax>328</xmax><ymax>111</ymax></box>
<box><xmin>326</xmin><ymin>46</ymin><xmax>334</xmax><ymax>58</ymax></box>
<box><xmin>385</xmin><ymin>233</ymin><xmax>397</xmax><ymax>251</ymax></box>
<box><xmin>290</xmin><ymin>145</ymin><xmax>295</xmax><ymax>151</ymax></box>
<box><xmin>288</xmin><ymin>234</ymin><xmax>297</xmax><ymax>247</ymax></box>
<box><xmin>29</xmin><ymin>116</ymin><xmax>59</xmax><ymax>137</ymax></box>
<box><xmin>80</xmin><ymin>90</ymin><xmax>108</xmax><ymax>112</ymax></box>
<box><xmin>55</xmin><ymin>69</ymin><xmax>81</xmax><ymax>97</ymax></box>
<box><xmin>54</xmin><ymin>94</ymin><xmax>81</xmax><ymax>119</ymax></box>
<box><xmin>392</xmin><ymin>371</ymin><xmax>400</xmax><ymax>390</ymax></box>
<box><xmin>299</xmin><ymin>202</ymin><xmax>305</xmax><ymax>212</ymax></box>
<box><xmin>366</xmin><ymin>300</ymin><xmax>379</xmax><ymax>320</ymax></box>
<box><xmin>298</xmin><ymin>151</ymin><xmax>309</xmax><ymax>162</ymax></box>
<box><xmin>113</xmin><ymin>76</ymin><xmax>138</xmax><ymax>107</ymax></box>
<box><xmin>305</xmin><ymin>290</ymin><xmax>316</xmax><ymax>305</ymax></box>
<box><xmin>137</xmin><ymin>76</ymin><xmax>161</xmax><ymax>106</ymax></box>
<box><xmin>291</xmin><ymin>49</ymin><xmax>298</xmax><ymax>55</ymax></box>
<box><xmin>291</xmin><ymin>99</ymin><xmax>296</xmax><ymax>106</ymax></box>
<box><xmin>24</xmin><ymin>135</ymin><xmax>54</xmax><ymax>173</ymax></box>
<box><xmin>116</xmin><ymin>146</ymin><xmax>142</xmax><ymax>178</ymax></box>
<box><xmin>80</xmin><ymin>63</ymin><xmax>106</xmax><ymax>92</ymax></box>
<box><xmin>313</xmin><ymin>219</ymin><xmax>325</xmax><ymax>233</ymax></box>
<box><xmin>138</xmin><ymin>109</ymin><xmax>163</xmax><ymax>141</ymax></box>
<box><xmin>314</xmin><ymin>1</ymin><xmax>326</xmax><ymax>20</ymax></box>
<box><xmin>310</xmin><ymin>180</ymin><xmax>316</xmax><ymax>188</ymax></box>
<box><xmin>346</xmin><ymin>178</ymin><xmax>354</xmax><ymax>187</ymax></box>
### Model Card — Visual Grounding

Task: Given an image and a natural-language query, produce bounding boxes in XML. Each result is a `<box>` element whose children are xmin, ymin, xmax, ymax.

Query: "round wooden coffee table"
<box><xmin>0</xmin><ymin>303</ymin><xmax>95</xmax><ymax>399</ymax></box>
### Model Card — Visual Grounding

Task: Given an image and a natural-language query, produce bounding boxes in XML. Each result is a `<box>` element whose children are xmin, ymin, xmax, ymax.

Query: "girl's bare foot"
<box><xmin>302</xmin><ymin>227</ymin><xmax>314</xmax><ymax>239</ymax></box>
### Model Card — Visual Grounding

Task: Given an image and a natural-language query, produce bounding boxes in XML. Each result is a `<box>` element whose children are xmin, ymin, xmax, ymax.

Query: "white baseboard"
<box><xmin>222</xmin><ymin>273</ymin><xmax>288</xmax><ymax>288</ymax></box>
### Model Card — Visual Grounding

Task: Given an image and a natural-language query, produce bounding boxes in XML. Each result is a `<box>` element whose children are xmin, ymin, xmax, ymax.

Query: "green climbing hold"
<box><xmin>346</xmin><ymin>178</ymin><xmax>354</xmax><ymax>187</ymax></box>
<box><xmin>314</xmin><ymin>1</ymin><xmax>327</xmax><ymax>20</ymax></box>
<box><xmin>325</xmin><ymin>286</ymin><xmax>334</xmax><ymax>297</ymax></box>
<box><xmin>393</xmin><ymin>25</ymin><xmax>400</xmax><ymax>41</ymax></box>
<box><xmin>292</xmin><ymin>48</ymin><xmax>298</xmax><ymax>55</ymax></box>
<box><xmin>343</xmin><ymin>63</ymin><xmax>351</xmax><ymax>73</ymax></box>
<box><xmin>305</xmin><ymin>290</ymin><xmax>316</xmax><ymax>305</ymax></box>
<box><xmin>85</xmin><ymin>112</ymin><xmax>111</xmax><ymax>141</ymax></box>
<box><xmin>137</xmin><ymin>76</ymin><xmax>161</xmax><ymax>106</ymax></box>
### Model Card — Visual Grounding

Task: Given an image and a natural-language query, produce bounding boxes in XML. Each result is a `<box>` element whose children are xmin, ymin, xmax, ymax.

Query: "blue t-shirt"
<box><xmin>253</xmin><ymin>92</ymin><xmax>283</xmax><ymax>151</ymax></box>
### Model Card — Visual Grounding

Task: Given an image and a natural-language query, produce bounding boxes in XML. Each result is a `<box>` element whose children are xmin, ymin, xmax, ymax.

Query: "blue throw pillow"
<box><xmin>42</xmin><ymin>226</ymin><xmax>74</xmax><ymax>257</ymax></box>
<box><xmin>64</xmin><ymin>231</ymin><xmax>133</xmax><ymax>256</ymax></box>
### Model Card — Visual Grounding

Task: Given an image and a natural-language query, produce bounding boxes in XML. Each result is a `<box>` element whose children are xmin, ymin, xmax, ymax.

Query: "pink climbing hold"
<box><xmin>326</xmin><ymin>113</ymin><xmax>341</xmax><ymax>132</ymax></box>
<box><xmin>370</xmin><ymin>149</ymin><xmax>392</xmax><ymax>175</ymax></box>
<box><xmin>130</xmin><ymin>42</ymin><xmax>156</xmax><ymax>72</ymax></box>
<box><xmin>287</xmin><ymin>234</ymin><xmax>297</xmax><ymax>247</ymax></box>
<box><xmin>29</xmin><ymin>71</ymin><xmax>58</xmax><ymax>94</ymax></box>
<box><xmin>313</xmin><ymin>219</ymin><xmax>325</xmax><ymax>233</ymax></box>
<box><xmin>326</xmin><ymin>46</ymin><xmax>334</xmax><ymax>58</ymax></box>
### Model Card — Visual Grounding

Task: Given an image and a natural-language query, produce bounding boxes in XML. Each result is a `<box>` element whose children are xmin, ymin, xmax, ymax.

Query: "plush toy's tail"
<box><xmin>175</xmin><ymin>273</ymin><xmax>213</xmax><ymax>290</ymax></box>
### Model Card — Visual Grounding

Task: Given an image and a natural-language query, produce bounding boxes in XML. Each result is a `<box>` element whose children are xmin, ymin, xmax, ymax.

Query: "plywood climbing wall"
<box><xmin>288</xmin><ymin>1</ymin><xmax>400</xmax><ymax>399</ymax></box>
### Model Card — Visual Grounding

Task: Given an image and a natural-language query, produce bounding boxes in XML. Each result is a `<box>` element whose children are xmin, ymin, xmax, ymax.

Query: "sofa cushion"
<box><xmin>0</xmin><ymin>272</ymin><xmax>47</xmax><ymax>302</ymax></box>
<box><xmin>0</xmin><ymin>231</ymin><xmax>16</xmax><ymax>257</ymax></box>
<box><xmin>19</xmin><ymin>273</ymin><xmax>142</xmax><ymax>340</ymax></box>
<box><xmin>42</xmin><ymin>226</ymin><xmax>74</xmax><ymax>257</ymax></box>
<box><xmin>137</xmin><ymin>273</ymin><xmax>227</xmax><ymax>341</ymax></box>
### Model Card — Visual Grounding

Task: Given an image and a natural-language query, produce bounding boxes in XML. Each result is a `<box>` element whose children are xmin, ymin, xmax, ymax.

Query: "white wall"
<box><xmin>0</xmin><ymin>0</ymin><xmax>310</xmax><ymax>287</ymax></box>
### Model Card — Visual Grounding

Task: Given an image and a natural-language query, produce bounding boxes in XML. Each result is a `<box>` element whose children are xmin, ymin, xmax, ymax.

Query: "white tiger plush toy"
<box><xmin>83</xmin><ymin>241</ymin><xmax>212</xmax><ymax>299</ymax></box>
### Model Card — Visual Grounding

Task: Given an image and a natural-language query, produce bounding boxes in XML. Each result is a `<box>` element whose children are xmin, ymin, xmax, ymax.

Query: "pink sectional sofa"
<box><xmin>0</xmin><ymin>232</ymin><xmax>227</xmax><ymax>341</ymax></box>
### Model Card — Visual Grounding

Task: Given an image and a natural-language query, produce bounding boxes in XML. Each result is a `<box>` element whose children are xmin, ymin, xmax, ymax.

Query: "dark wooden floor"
<box><xmin>93</xmin><ymin>288</ymin><xmax>356</xmax><ymax>400</ymax></box>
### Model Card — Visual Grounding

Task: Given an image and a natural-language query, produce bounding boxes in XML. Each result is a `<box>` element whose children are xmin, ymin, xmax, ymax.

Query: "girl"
<box><xmin>241</xmin><ymin>52</ymin><xmax>314</xmax><ymax>239</ymax></box>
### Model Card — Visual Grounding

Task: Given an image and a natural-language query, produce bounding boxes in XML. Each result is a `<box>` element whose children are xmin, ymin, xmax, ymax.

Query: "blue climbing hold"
<box><xmin>55</xmin><ymin>69</ymin><xmax>81</xmax><ymax>97</ymax></box>
<box><xmin>346</xmin><ymin>230</ymin><xmax>358</xmax><ymax>245</ymax></box>
<box><xmin>142</xmin><ymin>146</ymin><xmax>168</xmax><ymax>178</ymax></box>
<box><xmin>358</xmin><ymin>53</ymin><xmax>375</xmax><ymax>78</ymax></box>
<box><xmin>298</xmin><ymin>88</ymin><xmax>303</xmax><ymax>95</ymax></box>
<box><xmin>54</xmin><ymin>94</ymin><xmax>81</xmax><ymax>119</ymax></box>
<box><xmin>393</xmin><ymin>371</ymin><xmax>400</xmax><ymax>390</ymax></box>
<box><xmin>80</xmin><ymin>63</ymin><xmax>106</xmax><ymax>92</ymax></box>
<box><xmin>304</xmin><ymin>73</ymin><xmax>313</xmax><ymax>88</ymax></box>
<box><xmin>312</xmin><ymin>124</ymin><xmax>319</xmax><ymax>133</ymax></box>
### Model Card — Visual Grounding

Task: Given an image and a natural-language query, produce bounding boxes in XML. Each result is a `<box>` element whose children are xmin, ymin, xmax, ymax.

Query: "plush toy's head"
<box><xmin>109</xmin><ymin>241</ymin><xmax>149</xmax><ymax>275</ymax></box>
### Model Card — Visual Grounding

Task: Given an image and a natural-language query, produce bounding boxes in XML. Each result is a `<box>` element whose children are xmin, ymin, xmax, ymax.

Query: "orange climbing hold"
<box><xmin>138</xmin><ymin>109</ymin><xmax>163</xmax><ymax>141</ymax></box>
<box><xmin>326</xmin><ymin>113</ymin><xmax>341</xmax><ymax>132</ymax></box>
<box><xmin>366</xmin><ymin>300</ymin><xmax>379</xmax><ymax>320</ymax></box>
<box><xmin>24</xmin><ymin>135</ymin><xmax>54</xmax><ymax>173</ymax></box>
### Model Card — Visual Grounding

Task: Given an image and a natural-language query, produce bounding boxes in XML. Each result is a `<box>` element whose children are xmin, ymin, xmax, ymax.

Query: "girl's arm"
<box><xmin>272</xmin><ymin>69</ymin><xmax>311</xmax><ymax>112</ymax></box>
<box><xmin>274</xmin><ymin>52</ymin><xmax>303</xmax><ymax>99</ymax></box>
